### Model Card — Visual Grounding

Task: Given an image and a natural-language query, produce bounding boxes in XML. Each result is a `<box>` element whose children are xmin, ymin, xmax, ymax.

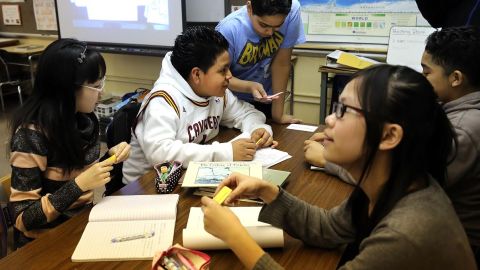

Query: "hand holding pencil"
<box><xmin>232</xmin><ymin>138</ymin><xmax>257</xmax><ymax>161</ymax></box>
<box><xmin>250</xmin><ymin>128</ymin><xmax>278</xmax><ymax>149</ymax></box>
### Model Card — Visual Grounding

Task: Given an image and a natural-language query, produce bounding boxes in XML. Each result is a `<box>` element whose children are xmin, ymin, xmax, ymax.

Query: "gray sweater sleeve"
<box><xmin>253</xmin><ymin>253</ymin><xmax>284</xmax><ymax>270</ymax></box>
<box><xmin>324</xmin><ymin>162</ymin><xmax>356</xmax><ymax>185</ymax></box>
<box><xmin>258</xmin><ymin>189</ymin><xmax>355</xmax><ymax>248</ymax></box>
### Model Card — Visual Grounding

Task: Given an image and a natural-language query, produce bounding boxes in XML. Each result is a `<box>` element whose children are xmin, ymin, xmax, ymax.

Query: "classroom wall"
<box><xmin>102</xmin><ymin>53</ymin><xmax>161</xmax><ymax>96</ymax></box>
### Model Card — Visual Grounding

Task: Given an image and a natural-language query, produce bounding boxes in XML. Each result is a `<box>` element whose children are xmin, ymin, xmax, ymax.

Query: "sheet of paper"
<box><xmin>183</xmin><ymin>207</ymin><xmax>284</xmax><ymax>250</ymax></box>
<box><xmin>286</xmin><ymin>124</ymin><xmax>319</xmax><ymax>132</ymax></box>
<box><xmin>230</xmin><ymin>133</ymin><xmax>291</xmax><ymax>167</ymax></box>
<box><xmin>326</xmin><ymin>49</ymin><xmax>342</xmax><ymax>60</ymax></box>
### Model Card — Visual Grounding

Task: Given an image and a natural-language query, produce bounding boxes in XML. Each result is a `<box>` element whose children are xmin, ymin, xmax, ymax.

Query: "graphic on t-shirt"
<box><xmin>237</xmin><ymin>31</ymin><xmax>285</xmax><ymax>66</ymax></box>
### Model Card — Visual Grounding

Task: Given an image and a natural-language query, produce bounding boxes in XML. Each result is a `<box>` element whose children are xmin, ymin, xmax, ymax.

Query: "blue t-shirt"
<box><xmin>216</xmin><ymin>0</ymin><xmax>306</xmax><ymax>101</ymax></box>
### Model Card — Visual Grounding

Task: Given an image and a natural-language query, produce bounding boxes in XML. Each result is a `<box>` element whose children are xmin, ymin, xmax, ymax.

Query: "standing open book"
<box><xmin>71</xmin><ymin>194</ymin><xmax>179</xmax><ymax>262</ymax></box>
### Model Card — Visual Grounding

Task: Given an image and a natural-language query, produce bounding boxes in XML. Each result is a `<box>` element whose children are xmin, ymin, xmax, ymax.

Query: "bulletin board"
<box><xmin>299</xmin><ymin>0</ymin><xmax>430</xmax><ymax>44</ymax></box>
<box><xmin>0</xmin><ymin>0</ymin><xmax>57</xmax><ymax>36</ymax></box>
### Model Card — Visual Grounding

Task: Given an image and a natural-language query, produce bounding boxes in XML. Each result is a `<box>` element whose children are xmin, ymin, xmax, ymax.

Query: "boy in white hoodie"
<box><xmin>122</xmin><ymin>26</ymin><xmax>275</xmax><ymax>184</ymax></box>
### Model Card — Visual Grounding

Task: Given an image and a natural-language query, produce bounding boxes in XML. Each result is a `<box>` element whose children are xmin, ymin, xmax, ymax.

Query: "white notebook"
<box><xmin>71</xmin><ymin>194</ymin><xmax>179</xmax><ymax>262</ymax></box>
<box><xmin>183</xmin><ymin>207</ymin><xmax>284</xmax><ymax>250</ymax></box>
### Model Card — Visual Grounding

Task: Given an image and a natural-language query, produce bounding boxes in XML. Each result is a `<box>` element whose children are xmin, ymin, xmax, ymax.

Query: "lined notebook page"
<box><xmin>89</xmin><ymin>194</ymin><xmax>179</xmax><ymax>222</ymax></box>
<box><xmin>72</xmin><ymin>220</ymin><xmax>175</xmax><ymax>261</ymax></box>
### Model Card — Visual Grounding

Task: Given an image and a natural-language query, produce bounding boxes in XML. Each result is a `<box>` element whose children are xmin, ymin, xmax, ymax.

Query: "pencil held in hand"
<box><xmin>106</xmin><ymin>154</ymin><xmax>117</xmax><ymax>164</ymax></box>
<box><xmin>213</xmin><ymin>186</ymin><xmax>232</xmax><ymax>205</ymax></box>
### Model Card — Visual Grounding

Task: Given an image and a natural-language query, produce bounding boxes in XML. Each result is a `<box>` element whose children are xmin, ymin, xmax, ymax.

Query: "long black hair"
<box><xmin>339</xmin><ymin>64</ymin><xmax>456</xmax><ymax>265</ymax></box>
<box><xmin>9</xmin><ymin>38</ymin><xmax>106</xmax><ymax>172</ymax></box>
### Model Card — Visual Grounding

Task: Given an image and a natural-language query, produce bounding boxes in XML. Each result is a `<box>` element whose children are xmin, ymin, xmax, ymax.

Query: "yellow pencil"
<box><xmin>255</xmin><ymin>138</ymin><xmax>262</xmax><ymax>145</ymax></box>
<box><xmin>106</xmin><ymin>154</ymin><xmax>117</xmax><ymax>163</ymax></box>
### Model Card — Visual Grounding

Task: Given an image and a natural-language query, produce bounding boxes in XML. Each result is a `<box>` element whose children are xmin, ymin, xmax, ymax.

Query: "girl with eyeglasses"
<box><xmin>8</xmin><ymin>39</ymin><xmax>130</xmax><ymax>248</ymax></box>
<box><xmin>200</xmin><ymin>64</ymin><xmax>476</xmax><ymax>269</ymax></box>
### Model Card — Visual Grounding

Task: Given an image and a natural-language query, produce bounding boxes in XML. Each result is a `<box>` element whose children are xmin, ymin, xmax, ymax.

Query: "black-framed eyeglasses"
<box><xmin>332</xmin><ymin>102</ymin><xmax>363</xmax><ymax>119</ymax></box>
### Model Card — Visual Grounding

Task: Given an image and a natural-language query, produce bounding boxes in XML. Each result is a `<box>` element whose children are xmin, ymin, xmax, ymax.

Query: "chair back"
<box><xmin>0</xmin><ymin>174</ymin><xmax>13</xmax><ymax>258</ymax></box>
<box><xmin>0</xmin><ymin>51</ymin><xmax>12</xmax><ymax>82</ymax></box>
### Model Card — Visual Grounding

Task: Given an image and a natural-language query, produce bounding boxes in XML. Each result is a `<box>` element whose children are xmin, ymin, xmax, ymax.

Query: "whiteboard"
<box><xmin>186</xmin><ymin>0</ymin><xmax>225</xmax><ymax>22</ymax></box>
<box><xmin>386</xmin><ymin>26</ymin><xmax>436</xmax><ymax>72</ymax></box>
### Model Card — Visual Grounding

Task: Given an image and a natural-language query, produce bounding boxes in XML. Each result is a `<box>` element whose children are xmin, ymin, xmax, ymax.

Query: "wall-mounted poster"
<box><xmin>2</xmin><ymin>4</ymin><xmax>21</xmax><ymax>25</ymax></box>
<box><xmin>33</xmin><ymin>0</ymin><xmax>57</xmax><ymax>31</ymax></box>
<box><xmin>299</xmin><ymin>0</ymin><xmax>430</xmax><ymax>44</ymax></box>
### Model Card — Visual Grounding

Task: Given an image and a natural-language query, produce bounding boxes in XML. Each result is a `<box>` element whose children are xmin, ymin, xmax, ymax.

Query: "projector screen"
<box><xmin>55</xmin><ymin>0</ymin><xmax>185</xmax><ymax>56</ymax></box>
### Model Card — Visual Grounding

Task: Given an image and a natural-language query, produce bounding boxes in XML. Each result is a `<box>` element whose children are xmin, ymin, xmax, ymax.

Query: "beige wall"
<box><xmin>290</xmin><ymin>54</ymin><xmax>327</xmax><ymax>125</ymax></box>
<box><xmin>103</xmin><ymin>53</ymin><xmax>162</xmax><ymax>96</ymax></box>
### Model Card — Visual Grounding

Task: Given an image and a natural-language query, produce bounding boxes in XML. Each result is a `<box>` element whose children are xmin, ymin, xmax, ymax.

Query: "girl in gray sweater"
<box><xmin>201</xmin><ymin>64</ymin><xmax>477</xmax><ymax>269</ymax></box>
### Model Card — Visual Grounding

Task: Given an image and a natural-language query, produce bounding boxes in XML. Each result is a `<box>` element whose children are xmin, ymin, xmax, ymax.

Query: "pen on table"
<box><xmin>239</xmin><ymin>198</ymin><xmax>264</xmax><ymax>205</ymax></box>
<box><xmin>310</xmin><ymin>165</ymin><xmax>325</xmax><ymax>171</ymax></box>
<box><xmin>111</xmin><ymin>231</ymin><xmax>155</xmax><ymax>243</ymax></box>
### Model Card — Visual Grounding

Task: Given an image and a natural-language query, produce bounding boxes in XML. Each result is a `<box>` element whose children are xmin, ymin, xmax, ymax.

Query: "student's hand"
<box><xmin>248</xmin><ymin>81</ymin><xmax>269</xmax><ymax>102</ymax></box>
<box><xmin>304</xmin><ymin>140</ymin><xmax>326</xmax><ymax>167</ymax></box>
<box><xmin>250</xmin><ymin>128</ymin><xmax>278</xmax><ymax>149</ymax></box>
<box><xmin>201</xmin><ymin>196</ymin><xmax>247</xmax><ymax>243</ymax></box>
<box><xmin>108</xmin><ymin>142</ymin><xmax>131</xmax><ymax>163</ymax></box>
<box><xmin>309</xmin><ymin>132</ymin><xmax>325</xmax><ymax>142</ymax></box>
<box><xmin>273</xmin><ymin>114</ymin><xmax>303</xmax><ymax>124</ymax></box>
<box><xmin>216</xmin><ymin>172</ymin><xmax>279</xmax><ymax>204</ymax></box>
<box><xmin>232</xmin><ymin>138</ymin><xmax>257</xmax><ymax>161</ymax></box>
<box><xmin>75</xmin><ymin>158</ymin><xmax>114</xmax><ymax>191</ymax></box>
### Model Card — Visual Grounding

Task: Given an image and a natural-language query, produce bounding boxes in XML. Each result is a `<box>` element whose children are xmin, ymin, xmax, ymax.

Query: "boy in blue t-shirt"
<box><xmin>216</xmin><ymin>0</ymin><xmax>306</xmax><ymax>124</ymax></box>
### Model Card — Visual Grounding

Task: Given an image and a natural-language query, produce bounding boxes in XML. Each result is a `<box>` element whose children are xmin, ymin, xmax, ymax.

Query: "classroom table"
<box><xmin>0</xmin><ymin>123</ymin><xmax>354</xmax><ymax>270</ymax></box>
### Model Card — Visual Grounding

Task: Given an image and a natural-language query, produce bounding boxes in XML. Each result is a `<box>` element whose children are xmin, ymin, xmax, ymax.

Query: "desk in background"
<box><xmin>294</xmin><ymin>42</ymin><xmax>386</xmax><ymax>124</ymax></box>
<box><xmin>0</xmin><ymin>38</ymin><xmax>53</xmax><ymax>87</ymax></box>
<box><xmin>0</xmin><ymin>124</ymin><xmax>354</xmax><ymax>269</ymax></box>
<box><xmin>318</xmin><ymin>65</ymin><xmax>356</xmax><ymax>124</ymax></box>
<box><xmin>0</xmin><ymin>38</ymin><xmax>19</xmax><ymax>47</ymax></box>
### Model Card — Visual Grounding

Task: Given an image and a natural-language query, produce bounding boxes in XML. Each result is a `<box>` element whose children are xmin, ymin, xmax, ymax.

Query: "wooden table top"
<box><xmin>0</xmin><ymin>124</ymin><xmax>354</xmax><ymax>270</ymax></box>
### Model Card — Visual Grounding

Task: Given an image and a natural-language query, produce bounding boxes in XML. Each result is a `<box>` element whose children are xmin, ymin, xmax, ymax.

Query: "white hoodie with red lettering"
<box><xmin>122</xmin><ymin>52</ymin><xmax>272</xmax><ymax>184</ymax></box>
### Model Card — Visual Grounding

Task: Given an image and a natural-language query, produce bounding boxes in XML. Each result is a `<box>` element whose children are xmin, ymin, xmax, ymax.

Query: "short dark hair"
<box><xmin>250</xmin><ymin>0</ymin><xmax>292</xmax><ymax>16</ymax></box>
<box><xmin>171</xmin><ymin>26</ymin><xmax>229</xmax><ymax>80</ymax></box>
<box><xmin>425</xmin><ymin>26</ymin><xmax>480</xmax><ymax>88</ymax></box>
<box><xmin>348</xmin><ymin>64</ymin><xmax>455</xmax><ymax>235</ymax></box>
<box><xmin>9</xmin><ymin>38</ymin><xmax>106</xmax><ymax>172</ymax></box>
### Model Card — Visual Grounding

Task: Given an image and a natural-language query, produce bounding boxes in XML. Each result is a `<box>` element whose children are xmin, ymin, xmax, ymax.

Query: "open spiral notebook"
<box><xmin>71</xmin><ymin>194</ymin><xmax>179</xmax><ymax>262</ymax></box>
